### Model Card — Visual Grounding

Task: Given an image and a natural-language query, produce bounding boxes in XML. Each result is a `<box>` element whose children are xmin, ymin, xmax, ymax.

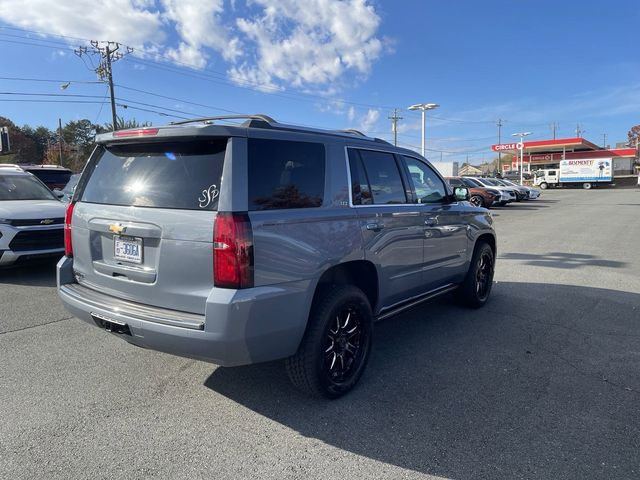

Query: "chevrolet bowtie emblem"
<box><xmin>109</xmin><ymin>223</ymin><xmax>126</xmax><ymax>234</ymax></box>
<box><xmin>40</xmin><ymin>219</ymin><xmax>54</xmax><ymax>225</ymax></box>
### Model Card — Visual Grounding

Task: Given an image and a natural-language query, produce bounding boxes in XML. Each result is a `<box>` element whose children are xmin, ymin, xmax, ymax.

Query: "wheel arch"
<box><xmin>311</xmin><ymin>260</ymin><xmax>379</xmax><ymax>314</ymax></box>
<box><xmin>474</xmin><ymin>232</ymin><xmax>496</xmax><ymax>256</ymax></box>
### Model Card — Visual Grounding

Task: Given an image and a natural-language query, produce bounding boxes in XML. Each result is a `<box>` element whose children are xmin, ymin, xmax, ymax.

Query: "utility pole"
<box><xmin>58</xmin><ymin>118</ymin><xmax>63</xmax><ymax>166</ymax></box>
<box><xmin>575</xmin><ymin>124</ymin><xmax>584</xmax><ymax>138</ymax></box>
<box><xmin>550</xmin><ymin>122</ymin><xmax>558</xmax><ymax>139</ymax></box>
<box><xmin>496</xmin><ymin>118</ymin><xmax>503</xmax><ymax>173</ymax></box>
<box><xmin>388</xmin><ymin>108</ymin><xmax>403</xmax><ymax>146</ymax></box>
<box><xmin>601</xmin><ymin>133</ymin><xmax>607</xmax><ymax>149</ymax></box>
<box><xmin>74</xmin><ymin>41</ymin><xmax>133</xmax><ymax>130</ymax></box>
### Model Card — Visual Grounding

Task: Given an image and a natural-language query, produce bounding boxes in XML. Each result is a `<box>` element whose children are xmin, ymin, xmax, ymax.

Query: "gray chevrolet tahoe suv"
<box><xmin>57</xmin><ymin>115</ymin><xmax>496</xmax><ymax>398</ymax></box>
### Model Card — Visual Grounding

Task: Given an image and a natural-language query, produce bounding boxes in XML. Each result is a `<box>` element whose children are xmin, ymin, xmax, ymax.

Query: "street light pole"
<box><xmin>408</xmin><ymin>103</ymin><xmax>439</xmax><ymax>157</ymax></box>
<box><xmin>512</xmin><ymin>131</ymin><xmax>532</xmax><ymax>184</ymax></box>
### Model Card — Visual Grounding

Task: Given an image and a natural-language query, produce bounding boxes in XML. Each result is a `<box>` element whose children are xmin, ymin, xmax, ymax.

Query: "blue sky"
<box><xmin>1</xmin><ymin>0</ymin><xmax>638</xmax><ymax>164</ymax></box>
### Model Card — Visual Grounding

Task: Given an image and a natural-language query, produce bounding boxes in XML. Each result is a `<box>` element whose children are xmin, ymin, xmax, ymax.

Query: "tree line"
<box><xmin>0</xmin><ymin>115</ymin><xmax>149</xmax><ymax>172</ymax></box>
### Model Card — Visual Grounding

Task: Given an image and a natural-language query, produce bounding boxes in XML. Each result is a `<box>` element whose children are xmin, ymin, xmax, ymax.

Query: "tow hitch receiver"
<box><xmin>91</xmin><ymin>312</ymin><xmax>131</xmax><ymax>336</ymax></box>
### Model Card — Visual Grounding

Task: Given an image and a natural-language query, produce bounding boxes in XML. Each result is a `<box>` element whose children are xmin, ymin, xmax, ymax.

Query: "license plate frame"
<box><xmin>113</xmin><ymin>235</ymin><xmax>143</xmax><ymax>264</ymax></box>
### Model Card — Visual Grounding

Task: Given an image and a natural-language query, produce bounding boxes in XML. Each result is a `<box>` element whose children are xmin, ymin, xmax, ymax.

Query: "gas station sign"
<box><xmin>491</xmin><ymin>142</ymin><xmax>523</xmax><ymax>151</ymax></box>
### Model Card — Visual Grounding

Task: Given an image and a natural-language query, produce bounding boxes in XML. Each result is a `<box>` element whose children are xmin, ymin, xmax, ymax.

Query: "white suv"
<box><xmin>0</xmin><ymin>169</ymin><xmax>66</xmax><ymax>266</ymax></box>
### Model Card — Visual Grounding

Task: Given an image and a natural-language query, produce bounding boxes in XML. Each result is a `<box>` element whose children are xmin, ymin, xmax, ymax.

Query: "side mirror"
<box><xmin>453</xmin><ymin>187</ymin><xmax>470</xmax><ymax>202</ymax></box>
<box><xmin>53</xmin><ymin>189</ymin><xmax>64</xmax><ymax>199</ymax></box>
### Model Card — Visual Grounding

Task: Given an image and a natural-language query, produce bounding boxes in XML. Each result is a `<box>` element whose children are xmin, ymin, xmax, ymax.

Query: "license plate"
<box><xmin>113</xmin><ymin>235</ymin><xmax>143</xmax><ymax>264</ymax></box>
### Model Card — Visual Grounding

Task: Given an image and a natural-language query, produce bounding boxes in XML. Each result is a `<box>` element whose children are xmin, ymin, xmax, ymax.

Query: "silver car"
<box><xmin>0</xmin><ymin>169</ymin><xmax>66</xmax><ymax>266</ymax></box>
<box><xmin>57</xmin><ymin>115</ymin><xmax>497</xmax><ymax>398</ymax></box>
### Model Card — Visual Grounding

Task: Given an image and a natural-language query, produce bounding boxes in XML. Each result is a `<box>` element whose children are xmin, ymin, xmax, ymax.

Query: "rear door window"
<box><xmin>247</xmin><ymin>138</ymin><xmax>325</xmax><ymax>210</ymax></box>
<box><xmin>349</xmin><ymin>149</ymin><xmax>407</xmax><ymax>205</ymax></box>
<box><xmin>78</xmin><ymin>139</ymin><xmax>227</xmax><ymax>210</ymax></box>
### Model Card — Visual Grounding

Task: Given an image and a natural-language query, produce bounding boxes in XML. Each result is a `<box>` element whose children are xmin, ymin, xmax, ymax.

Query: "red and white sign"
<box><xmin>492</xmin><ymin>142</ymin><xmax>523</xmax><ymax>151</ymax></box>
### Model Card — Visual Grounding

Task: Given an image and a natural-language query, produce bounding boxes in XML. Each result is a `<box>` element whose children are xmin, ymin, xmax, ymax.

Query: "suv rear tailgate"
<box><xmin>70</xmin><ymin>139</ymin><xmax>227</xmax><ymax>314</ymax></box>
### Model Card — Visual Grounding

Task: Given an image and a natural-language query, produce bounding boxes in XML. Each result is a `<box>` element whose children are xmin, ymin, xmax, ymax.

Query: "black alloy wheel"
<box><xmin>323</xmin><ymin>304</ymin><xmax>366</xmax><ymax>384</ymax></box>
<box><xmin>474</xmin><ymin>249</ymin><xmax>494</xmax><ymax>302</ymax></box>
<box><xmin>286</xmin><ymin>285</ymin><xmax>373</xmax><ymax>399</ymax></box>
<box><xmin>454</xmin><ymin>241</ymin><xmax>495</xmax><ymax>308</ymax></box>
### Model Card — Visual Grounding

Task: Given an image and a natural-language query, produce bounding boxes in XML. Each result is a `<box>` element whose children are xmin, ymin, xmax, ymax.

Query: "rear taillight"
<box><xmin>64</xmin><ymin>202</ymin><xmax>75</xmax><ymax>257</ymax></box>
<box><xmin>213</xmin><ymin>212</ymin><xmax>254</xmax><ymax>289</ymax></box>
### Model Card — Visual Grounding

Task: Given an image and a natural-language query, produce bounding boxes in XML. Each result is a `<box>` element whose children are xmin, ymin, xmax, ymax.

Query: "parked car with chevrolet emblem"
<box><xmin>57</xmin><ymin>115</ymin><xmax>496</xmax><ymax>398</ymax></box>
<box><xmin>0</xmin><ymin>169</ymin><xmax>66</xmax><ymax>266</ymax></box>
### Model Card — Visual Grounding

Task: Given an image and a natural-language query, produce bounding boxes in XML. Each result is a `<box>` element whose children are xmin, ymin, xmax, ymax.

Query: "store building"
<box><xmin>491</xmin><ymin>137</ymin><xmax>637</xmax><ymax>176</ymax></box>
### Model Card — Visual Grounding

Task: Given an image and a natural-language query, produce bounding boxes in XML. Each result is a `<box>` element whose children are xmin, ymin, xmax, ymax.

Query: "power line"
<box><xmin>0</xmin><ymin>31</ymin><xmax>524</xmax><ymax>127</ymax></box>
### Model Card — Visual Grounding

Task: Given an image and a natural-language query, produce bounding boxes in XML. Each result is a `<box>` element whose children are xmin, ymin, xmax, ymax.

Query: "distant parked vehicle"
<box><xmin>533</xmin><ymin>159</ymin><xmax>613</xmax><ymax>190</ymax></box>
<box><xmin>21</xmin><ymin>165</ymin><xmax>73</xmax><ymax>191</ymax></box>
<box><xmin>501</xmin><ymin>170</ymin><xmax>533</xmax><ymax>181</ymax></box>
<box><xmin>499</xmin><ymin>178</ymin><xmax>541</xmax><ymax>199</ymax></box>
<box><xmin>465</xmin><ymin>176</ymin><xmax>516</xmax><ymax>206</ymax></box>
<box><xmin>446</xmin><ymin>176</ymin><xmax>501</xmax><ymax>208</ymax></box>
<box><xmin>493</xmin><ymin>178</ymin><xmax>528</xmax><ymax>201</ymax></box>
<box><xmin>0</xmin><ymin>169</ymin><xmax>65</xmax><ymax>266</ymax></box>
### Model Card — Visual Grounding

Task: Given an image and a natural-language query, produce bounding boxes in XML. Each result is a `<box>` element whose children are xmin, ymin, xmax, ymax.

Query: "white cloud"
<box><xmin>0</xmin><ymin>0</ymin><xmax>165</xmax><ymax>48</ymax></box>
<box><xmin>347</xmin><ymin>106</ymin><xmax>356</xmax><ymax>122</ymax></box>
<box><xmin>162</xmin><ymin>0</ymin><xmax>242</xmax><ymax>68</ymax></box>
<box><xmin>0</xmin><ymin>0</ymin><xmax>386</xmax><ymax>91</ymax></box>
<box><xmin>358</xmin><ymin>108</ymin><xmax>380</xmax><ymax>133</ymax></box>
<box><xmin>230</xmin><ymin>0</ymin><xmax>383</xmax><ymax>88</ymax></box>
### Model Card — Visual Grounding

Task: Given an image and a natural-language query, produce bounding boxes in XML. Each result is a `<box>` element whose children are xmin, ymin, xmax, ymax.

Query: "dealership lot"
<box><xmin>1</xmin><ymin>189</ymin><xmax>639</xmax><ymax>480</ymax></box>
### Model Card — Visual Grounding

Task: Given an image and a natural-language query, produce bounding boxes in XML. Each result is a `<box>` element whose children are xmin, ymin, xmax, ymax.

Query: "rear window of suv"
<box><xmin>78</xmin><ymin>139</ymin><xmax>227</xmax><ymax>210</ymax></box>
<box><xmin>248</xmin><ymin>138</ymin><xmax>325</xmax><ymax>210</ymax></box>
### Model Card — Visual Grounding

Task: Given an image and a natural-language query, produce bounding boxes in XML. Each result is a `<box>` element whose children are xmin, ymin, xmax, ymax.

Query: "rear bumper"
<box><xmin>56</xmin><ymin>256</ymin><xmax>312</xmax><ymax>366</ymax></box>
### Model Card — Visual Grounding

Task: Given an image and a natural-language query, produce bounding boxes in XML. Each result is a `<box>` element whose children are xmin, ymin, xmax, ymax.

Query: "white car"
<box><xmin>464</xmin><ymin>176</ymin><xmax>517</xmax><ymax>205</ymax></box>
<box><xmin>500</xmin><ymin>178</ymin><xmax>541</xmax><ymax>199</ymax></box>
<box><xmin>0</xmin><ymin>169</ymin><xmax>66</xmax><ymax>266</ymax></box>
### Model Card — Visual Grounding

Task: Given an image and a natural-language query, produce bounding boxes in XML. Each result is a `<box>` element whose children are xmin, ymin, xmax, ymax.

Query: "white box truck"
<box><xmin>533</xmin><ymin>158</ymin><xmax>612</xmax><ymax>190</ymax></box>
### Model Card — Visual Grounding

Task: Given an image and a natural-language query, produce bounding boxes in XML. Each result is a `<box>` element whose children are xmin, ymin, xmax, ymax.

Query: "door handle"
<box><xmin>424</xmin><ymin>217</ymin><xmax>437</xmax><ymax>226</ymax></box>
<box><xmin>366</xmin><ymin>222</ymin><xmax>384</xmax><ymax>231</ymax></box>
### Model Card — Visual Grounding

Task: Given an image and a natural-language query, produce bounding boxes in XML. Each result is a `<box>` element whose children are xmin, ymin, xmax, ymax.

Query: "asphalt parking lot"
<box><xmin>1</xmin><ymin>189</ymin><xmax>639</xmax><ymax>480</ymax></box>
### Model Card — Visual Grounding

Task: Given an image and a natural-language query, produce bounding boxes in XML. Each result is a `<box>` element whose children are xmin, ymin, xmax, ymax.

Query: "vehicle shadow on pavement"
<box><xmin>0</xmin><ymin>258</ymin><xmax>59</xmax><ymax>287</ymax></box>
<box><xmin>205</xmin><ymin>282</ymin><xmax>640</xmax><ymax>480</ymax></box>
<box><xmin>499</xmin><ymin>252</ymin><xmax>627</xmax><ymax>269</ymax></box>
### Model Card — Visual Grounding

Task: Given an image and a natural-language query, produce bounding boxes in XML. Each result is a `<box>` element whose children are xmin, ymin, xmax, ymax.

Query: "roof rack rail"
<box><xmin>337</xmin><ymin>129</ymin><xmax>367</xmax><ymax>137</ymax></box>
<box><xmin>170</xmin><ymin>114</ymin><xmax>276</xmax><ymax>126</ymax></box>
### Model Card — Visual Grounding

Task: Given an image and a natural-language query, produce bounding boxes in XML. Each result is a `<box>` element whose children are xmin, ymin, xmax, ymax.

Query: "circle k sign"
<box><xmin>491</xmin><ymin>142</ymin><xmax>524</xmax><ymax>151</ymax></box>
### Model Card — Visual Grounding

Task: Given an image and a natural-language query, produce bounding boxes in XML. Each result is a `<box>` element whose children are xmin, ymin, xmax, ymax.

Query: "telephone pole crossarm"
<box><xmin>74</xmin><ymin>41</ymin><xmax>134</xmax><ymax>130</ymax></box>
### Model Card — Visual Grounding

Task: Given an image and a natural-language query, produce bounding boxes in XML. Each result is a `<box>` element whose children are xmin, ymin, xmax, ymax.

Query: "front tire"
<box><xmin>539</xmin><ymin>182</ymin><xmax>548</xmax><ymax>190</ymax></box>
<box><xmin>286</xmin><ymin>285</ymin><xmax>373</xmax><ymax>399</ymax></box>
<box><xmin>455</xmin><ymin>241</ymin><xmax>495</xmax><ymax>308</ymax></box>
<box><xmin>469</xmin><ymin>195</ymin><xmax>483</xmax><ymax>207</ymax></box>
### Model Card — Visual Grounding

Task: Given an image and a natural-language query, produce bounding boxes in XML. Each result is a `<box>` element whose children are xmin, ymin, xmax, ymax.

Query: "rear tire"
<box><xmin>583</xmin><ymin>182</ymin><xmax>592</xmax><ymax>190</ymax></box>
<box><xmin>454</xmin><ymin>241</ymin><xmax>495</xmax><ymax>309</ymax></box>
<box><xmin>286</xmin><ymin>285</ymin><xmax>373</xmax><ymax>399</ymax></box>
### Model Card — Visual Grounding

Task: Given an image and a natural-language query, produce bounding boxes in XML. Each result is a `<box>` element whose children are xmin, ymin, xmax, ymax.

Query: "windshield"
<box><xmin>462</xmin><ymin>177</ymin><xmax>482</xmax><ymax>188</ymax></box>
<box><xmin>481</xmin><ymin>178</ymin><xmax>502</xmax><ymax>186</ymax></box>
<box><xmin>0</xmin><ymin>174</ymin><xmax>58</xmax><ymax>201</ymax></box>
